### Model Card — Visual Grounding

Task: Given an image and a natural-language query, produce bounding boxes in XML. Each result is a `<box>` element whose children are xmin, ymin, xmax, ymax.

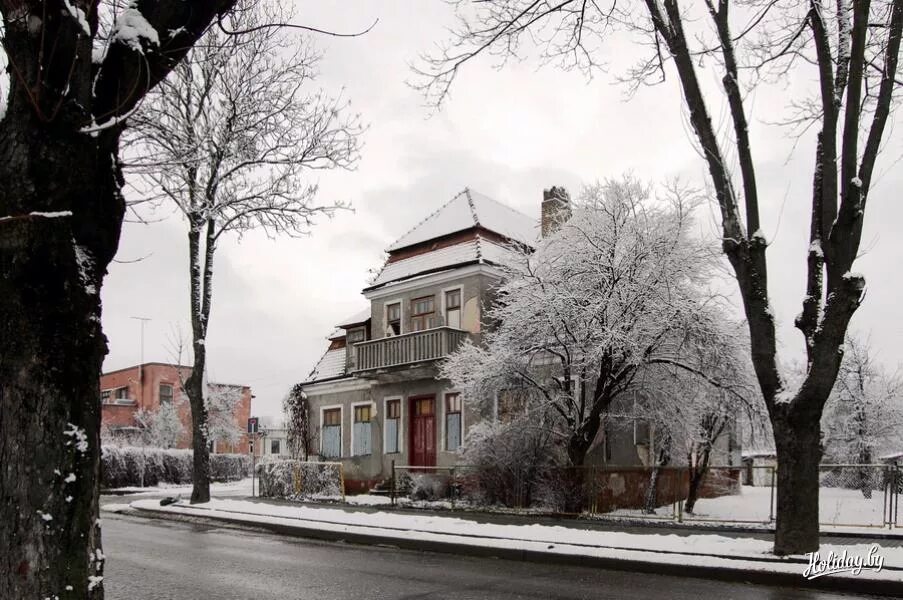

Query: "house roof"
<box><xmin>386</xmin><ymin>188</ymin><xmax>537</xmax><ymax>252</ymax></box>
<box><xmin>366</xmin><ymin>236</ymin><xmax>518</xmax><ymax>290</ymax></box>
<box><xmin>303</xmin><ymin>348</ymin><xmax>348</xmax><ymax>384</ymax></box>
<box><xmin>337</xmin><ymin>307</ymin><xmax>371</xmax><ymax>328</ymax></box>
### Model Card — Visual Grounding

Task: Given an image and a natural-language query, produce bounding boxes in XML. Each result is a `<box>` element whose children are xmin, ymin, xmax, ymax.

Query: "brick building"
<box><xmin>100</xmin><ymin>362</ymin><xmax>252</xmax><ymax>454</ymax></box>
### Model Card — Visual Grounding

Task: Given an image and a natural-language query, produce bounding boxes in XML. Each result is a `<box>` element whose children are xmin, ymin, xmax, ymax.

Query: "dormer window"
<box><xmin>346</xmin><ymin>327</ymin><xmax>365</xmax><ymax>344</ymax></box>
<box><xmin>411</xmin><ymin>296</ymin><xmax>436</xmax><ymax>331</ymax></box>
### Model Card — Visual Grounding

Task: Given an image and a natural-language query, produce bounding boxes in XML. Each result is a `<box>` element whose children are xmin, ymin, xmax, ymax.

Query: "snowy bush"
<box><xmin>408</xmin><ymin>474</ymin><xmax>450</xmax><ymax>501</ymax></box>
<box><xmin>100</xmin><ymin>446</ymin><xmax>250</xmax><ymax>488</ymax></box>
<box><xmin>460</xmin><ymin>415</ymin><xmax>561</xmax><ymax>508</ymax></box>
<box><xmin>256</xmin><ymin>460</ymin><xmax>343</xmax><ymax>500</ymax></box>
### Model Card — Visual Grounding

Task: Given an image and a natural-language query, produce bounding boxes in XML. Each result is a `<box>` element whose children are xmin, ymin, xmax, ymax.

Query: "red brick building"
<box><xmin>100</xmin><ymin>362</ymin><xmax>252</xmax><ymax>454</ymax></box>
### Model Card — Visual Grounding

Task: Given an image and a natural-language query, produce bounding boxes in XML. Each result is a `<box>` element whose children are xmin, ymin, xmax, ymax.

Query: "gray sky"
<box><xmin>101</xmin><ymin>1</ymin><xmax>903</xmax><ymax>419</ymax></box>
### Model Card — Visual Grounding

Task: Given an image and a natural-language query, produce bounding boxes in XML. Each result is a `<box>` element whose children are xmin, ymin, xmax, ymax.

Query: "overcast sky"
<box><xmin>101</xmin><ymin>1</ymin><xmax>903</xmax><ymax>419</ymax></box>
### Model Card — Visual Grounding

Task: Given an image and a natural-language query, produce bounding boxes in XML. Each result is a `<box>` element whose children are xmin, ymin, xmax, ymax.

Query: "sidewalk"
<box><xmin>120</xmin><ymin>495</ymin><xmax>903</xmax><ymax>596</ymax></box>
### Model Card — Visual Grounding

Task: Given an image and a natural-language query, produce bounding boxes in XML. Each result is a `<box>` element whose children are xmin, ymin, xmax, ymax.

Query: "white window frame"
<box><xmin>350</xmin><ymin>401</ymin><xmax>376</xmax><ymax>457</ymax></box>
<box><xmin>440</xmin><ymin>285</ymin><xmax>464</xmax><ymax>330</ymax></box>
<box><xmin>383</xmin><ymin>395</ymin><xmax>404</xmax><ymax>454</ymax></box>
<box><xmin>441</xmin><ymin>390</ymin><xmax>464</xmax><ymax>452</ymax></box>
<box><xmin>384</xmin><ymin>297</ymin><xmax>405</xmax><ymax>336</ymax></box>
<box><xmin>319</xmin><ymin>404</ymin><xmax>344</xmax><ymax>458</ymax></box>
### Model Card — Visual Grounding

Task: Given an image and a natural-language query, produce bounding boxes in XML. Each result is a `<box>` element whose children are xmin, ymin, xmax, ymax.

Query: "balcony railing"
<box><xmin>352</xmin><ymin>327</ymin><xmax>470</xmax><ymax>373</ymax></box>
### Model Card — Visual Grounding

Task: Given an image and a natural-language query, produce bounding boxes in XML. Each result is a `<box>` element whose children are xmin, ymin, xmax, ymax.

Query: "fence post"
<box><xmin>768</xmin><ymin>466</ymin><xmax>776</xmax><ymax>523</ymax></box>
<box><xmin>339</xmin><ymin>462</ymin><xmax>346</xmax><ymax>503</ymax></box>
<box><xmin>390</xmin><ymin>459</ymin><xmax>396</xmax><ymax>507</ymax></box>
<box><xmin>450</xmin><ymin>466</ymin><xmax>456</xmax><ymax>509</ymax></box>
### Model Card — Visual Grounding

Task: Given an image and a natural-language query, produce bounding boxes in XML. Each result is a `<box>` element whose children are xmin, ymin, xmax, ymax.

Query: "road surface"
<box><xmin>102</xmin><ymin>513</ymin><xmax>892</xmax><ymax>600</ymax></box>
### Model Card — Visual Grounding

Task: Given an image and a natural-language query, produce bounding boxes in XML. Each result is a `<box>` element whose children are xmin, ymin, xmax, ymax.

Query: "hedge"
<box><xmin>101</xmin><ymin>445</ymin><xmax>251</xmax><ymax>489</ymax></box>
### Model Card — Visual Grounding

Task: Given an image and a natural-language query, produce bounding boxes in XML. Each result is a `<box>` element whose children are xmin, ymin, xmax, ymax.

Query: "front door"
<box><xmin>409</xmin><ymin>396</ymin><xmax>436</xmax><ymax>467</ymax></box>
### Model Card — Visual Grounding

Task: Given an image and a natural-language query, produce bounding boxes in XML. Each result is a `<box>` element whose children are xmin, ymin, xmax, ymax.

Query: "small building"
<box><xmin>741</xmin><ymin>449</ymin><xmax>777</xmax><ymax>486</ymax></box>
<box><xmin>100</xmin><ymin>362</ymin><xmax>253</xmax><ymax>454</ymax></box>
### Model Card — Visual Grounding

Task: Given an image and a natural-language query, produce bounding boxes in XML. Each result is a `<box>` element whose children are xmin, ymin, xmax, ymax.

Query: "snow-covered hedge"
<box><xmin>256</xmin><ymin>459</ymin><xmax>343</xmax><ymax>500</ymax></box>
<box><xmin>100</xmin><ymin>446</ymin><xmax>250</xmax><ymax>488</ymax></box>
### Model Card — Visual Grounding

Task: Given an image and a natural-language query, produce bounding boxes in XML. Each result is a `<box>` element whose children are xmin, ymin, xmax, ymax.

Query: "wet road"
<box><xmin>102</xmin><ymin>514</ymin><xmax>892</xmax><ymax>600</ymax></box>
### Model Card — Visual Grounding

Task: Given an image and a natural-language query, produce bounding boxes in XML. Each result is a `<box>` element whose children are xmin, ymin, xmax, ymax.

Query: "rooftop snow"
<box><xmin>337</xmin><ymin>307</ymin><xmax>371</xmax><ymax>328</ymax></box>
<box><xmin>368</xmin><ymin>237</ymin><xmax>517</xmax><ymax>289</ymax></box>
<box><xmin>386</xmin><ymin>188</ymin><xmax>537</xmax><ymax>252</ymax></box>
<box><xmin>304</xmin><ymin>348</ymin><xmax>347</xmax><ymax>384</ymax></box>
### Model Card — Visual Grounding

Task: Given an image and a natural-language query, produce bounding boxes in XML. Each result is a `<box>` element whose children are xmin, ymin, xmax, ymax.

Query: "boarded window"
<box><xmin>159</xmin><ymin>383</ymin><xmax>173</xmax><ymax>405</ymax></box>
<box><xmin>322</xmin><ymin>408</ymin><xmax>341</xmax><ymax>458</ymax></box>
<box><xmin>445</xmin><ymin>289</ymin><xmax>461</xmax><ymax>329</ymax></box>
<box><xmin>385</xmin><ymin>399</ymin><xmax>400</xmax><ymax>454</ymax></box>
<box><xmin>445</xmin><ymin>393</ymin><xmax>462</xmax><ymax>451</ymax></box>
<box><xmin>387</xmin><ymin>303</ymin><xmax>401</xmax><ymax>335</ymax></box>
<box><xmin>346</xmin><ymin>327</ymin><xmax>365</xmax><ymax>344</ymax></box>
<box><xmin>353</xmin><ymin>405</ymin><xmax>372</xmax><ymax>456</ymax></box>
<box><xmin>411</xmin><ymin>296</ymin><xmax>435</xmax><ymax>331</ymax></box>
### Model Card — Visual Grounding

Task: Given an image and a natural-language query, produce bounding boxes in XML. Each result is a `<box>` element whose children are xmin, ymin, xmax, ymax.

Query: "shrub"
<box><xmin>256</xmin><ymin>459</ymin><xmax>343</xmax><ymax>500</ymax></box>
<box><xmin>100</xmin><ymin>446</ymin><xmax>250</xmax><ymax>489</ymax></box>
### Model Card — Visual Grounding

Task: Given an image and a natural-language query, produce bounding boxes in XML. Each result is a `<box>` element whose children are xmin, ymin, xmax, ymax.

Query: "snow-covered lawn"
<box><xmin>129</xmin><ymin>497</ymin><xmax>903</xmax><ymax>583</ymax></box>
<box><xmin>104</xmin><ymin>478</ymin><xmax>253</xmax><ymax>498</ymax></box>
<box><xmin>607</xmin><ymin>486</ymin><xmax>893</xmax><ymax>528</ymax></box>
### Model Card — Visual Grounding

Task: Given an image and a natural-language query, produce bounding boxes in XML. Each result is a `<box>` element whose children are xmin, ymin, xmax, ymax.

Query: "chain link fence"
<box><xmin>387</xmin><ymin>462</ymin><xmax>901</xmax><ymax>529</ymax></box>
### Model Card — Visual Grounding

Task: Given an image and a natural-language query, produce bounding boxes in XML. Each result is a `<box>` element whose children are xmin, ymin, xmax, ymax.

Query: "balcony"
<box><xmin>352</xmin><ymin>327</ymin><xmax>470</xmax><ymax>375</ymax></box>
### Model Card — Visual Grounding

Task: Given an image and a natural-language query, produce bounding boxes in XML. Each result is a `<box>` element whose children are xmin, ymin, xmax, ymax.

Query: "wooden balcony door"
<box><xmin>409</xmin><ymin>395</ymin><xmax>436</xmax><ymax>467</ymax></box>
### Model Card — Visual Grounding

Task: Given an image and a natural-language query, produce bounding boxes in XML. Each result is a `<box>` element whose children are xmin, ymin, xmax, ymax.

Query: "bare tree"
<box><xmin>418</xmin><ymin>0</ymin><xmax>902</xmax><ymax>554</ymax></box>
<box><xmin>125</xmin><ymin>0</ymin><xmax>363</xmax><ymax>503</ymax></box>
<box><xmin>0</xmin><ymin>1</ymin><xmax>239</xmax><ymax>596</ymax></box>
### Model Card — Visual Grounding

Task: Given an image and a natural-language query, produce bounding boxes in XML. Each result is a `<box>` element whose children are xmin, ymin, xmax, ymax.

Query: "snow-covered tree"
<box><xmin>125</xmin><ymin>0</ymin><xmax>363</xmax><ymax>503</ymax></box>
<box><xmin>205</xmin><ymin>384</ymin><xmax>244</xmax><ymax>451</ymax></box>
<box><xmin>822</xmin><ymin>335</ymin><xmax>903</xmax><ymax>496</ymax></box>
<box><xmin>443</xmin><ymin>176</ymin><xmax>736</xmax><ymax>469</ymax></box>
<box><xmin>418</xmin><ymin>0</ymin><xmax>902</xmax><ymax>556</ymax></box>
<box><xmin>1</xmin><ymin>1</ymin><xmax>240</xmax><ymax>595</ymax></box>
<box><xmin>284</xmin><ymin>383</ymin><xmax>316</xmax><ymax>461</ymax></box>
<box><xmin>134</xmin><ymin>402</ymin><xmax>184</xmax><ymax>449</ymax></box>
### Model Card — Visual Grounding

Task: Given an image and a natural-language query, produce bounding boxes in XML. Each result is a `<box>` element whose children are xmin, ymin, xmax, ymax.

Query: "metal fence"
<box><xmin>388</xmin><ymin>462</ymin><xmax>901</xmax><ymax>529</ymax></box>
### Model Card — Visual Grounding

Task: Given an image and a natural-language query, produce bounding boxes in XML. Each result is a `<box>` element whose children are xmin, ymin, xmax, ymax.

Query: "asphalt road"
<box><xmin>100</xmin><ymin>513</ymin><xmax>895</xmax><ymax>600</ymax></box>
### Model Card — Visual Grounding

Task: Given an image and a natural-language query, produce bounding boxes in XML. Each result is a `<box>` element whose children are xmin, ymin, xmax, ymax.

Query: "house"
<box><xmin>100</xmin><ymin>362</ymin><xmax>253</xmax><ymax>454</ymax></box>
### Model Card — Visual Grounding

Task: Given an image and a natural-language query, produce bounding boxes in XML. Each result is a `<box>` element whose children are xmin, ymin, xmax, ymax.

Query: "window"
<box><xmin>352</xmin><ymin>404</ymin><xmax>373</xmax><ymax>456</ymax></box>
<box><xmin>445</xmin><ymin>393</ymin><xmax>462</xmax><ymax>451</ymax></box>
<box><xmin>271</xmin><ymin>439</ymin><xmax>281</xmax><ymax>455</ymax></box>
<box><xmin>497</xmin><ymin>389</ymin><xmax>527</xmax><ymax>423</ymax></box>
<box><xmin>100</xmin><ymin>390</ymin><xmax>111</xmax><ymax>404</ymax></box>
<box><xmin>445</xmin><ymin>289</ymin><xmax>461</xmax><ymax>329</ymax></box>
<box><xmin>346</xmin><ymin>327</ymin><xmax>365</xmax><ymax>344</ymax></box>
<box><xmin>113</xmin><ymin>387</ymin><xmax>132</xmax><ymax>404</ymax></box>
<box><xmin>385</xmin><ymin>399</ymin><xmax>401</xmax><ymax>454</ymax></box>
<box><xmin>387</xmin><ymin>303</ymin><xmax>401</xmax><ymax>335</ymax></box>
<box><xmin>322</xmin><ymin>408</ymin><xmax>342</xmax><ymax>458</ymax></box>
<box><xmin>159</xmin><ymin>383</ymin><xmax>173</xmax><ymax>405</ymax></box>
<box><xmin>411</xmin><ymin>296</ymin><xmax>435</xmax><ymax>331</ymax></box>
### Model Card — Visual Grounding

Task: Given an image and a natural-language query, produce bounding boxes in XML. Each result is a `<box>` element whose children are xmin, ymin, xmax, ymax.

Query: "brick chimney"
<box><xmin>541</xmin><ymin>186</ymin><xmax>571</xmax><ymax>237</ymax></box>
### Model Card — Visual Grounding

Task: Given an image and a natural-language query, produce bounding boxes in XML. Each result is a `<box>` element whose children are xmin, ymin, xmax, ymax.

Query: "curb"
<box><xmin>127</xmin><ymin>504</ymin><xmax>903</xmax><ymax>597</ymax></box>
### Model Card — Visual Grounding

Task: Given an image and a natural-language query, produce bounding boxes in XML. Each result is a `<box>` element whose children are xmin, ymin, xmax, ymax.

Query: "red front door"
<box><xmin>409</xmin><ymin>396</ymin><xmax>436</xmax><ymax>467</ymax></box>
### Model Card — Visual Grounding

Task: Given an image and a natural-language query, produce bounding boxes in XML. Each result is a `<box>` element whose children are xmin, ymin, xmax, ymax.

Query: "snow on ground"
<box><xmin>608</xmin><ymin>486</ymin><xmax>893</xmax><ymax>528</ymax></box>
<box><xmin>102</xmin><ymin>504</ymin><xmax>133</xmax><ymax>513</ymax></box>
<box><xmin>105</xmin><ymin>478</ymin><xmax>253</xmax><ymax>497</ymax></box>
<box><xmin>129</xmin><ymin>497</ymin><xmax>903</xmax><ymax>582</ymax></box>
<box><xmin>344</xmin><ymin>494</ymin><xmax>393</xmax><ymax>506</ymax></box>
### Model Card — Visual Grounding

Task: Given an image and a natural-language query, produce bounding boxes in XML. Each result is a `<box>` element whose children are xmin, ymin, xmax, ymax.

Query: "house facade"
<box><xmin>299</xmin><ymin>188</ymin><xmax>730</xmax><ymax>491</ymax></box>
<box><xmin>100</xmin><ymin>362</ymin><xmax>253</xmax><ymax>454</ymax></box>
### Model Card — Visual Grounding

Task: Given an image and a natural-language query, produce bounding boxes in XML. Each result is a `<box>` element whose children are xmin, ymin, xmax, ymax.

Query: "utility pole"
<box><xmin>130</xmin><ymin>316</ymin><xmax>151</xmax><ymax>405</ymax></box>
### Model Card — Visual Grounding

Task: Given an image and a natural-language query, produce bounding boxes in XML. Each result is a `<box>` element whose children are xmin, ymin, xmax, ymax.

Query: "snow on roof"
<box><xmin>367</xmin><ymin>236</ymin><xmax>520</xmax><ymax>290</ymax></box>
<box><xmin>337</xmin><ymin>307</ymin><xmax>371</xmax><ymax>328</ymax></box>
<box><xmin>741</xmin><ymin>449</ymin><xmax>776</xmax><ymax>459</ymax></box>
<box><xmin>386</xmin><ymin>188</ymin><xmax>537</xmax><ymax>252</ymax></box>
<box><xmin>303</xmin><ymin>348</ymin><xmax>347</xmax><ymax>384</ymax></box>
<box><xmin>879</xmin><ymin>451</ymin><xmax>903</xmax><ymax>461</ymax></box>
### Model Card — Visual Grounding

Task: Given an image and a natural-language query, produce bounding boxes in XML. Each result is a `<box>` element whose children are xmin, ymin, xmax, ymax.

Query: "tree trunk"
<box><xmin>684</xmin><ymin>447</ymin><xmax>712</xmax><ymax>514</ymax></box>
<box><xmin>643</xmin><ymin>437</ymin><xmax>671</xmax><ymax>514</ymax></box>
<box><xmin>772</xmin><ymin>412</ymin><xmax>823</xmax><ymax>555</ymax></box>
<box><xmin>1</xmin><ymin>97</ymin><xmax>124</xmax><ymax>599</ymax></box>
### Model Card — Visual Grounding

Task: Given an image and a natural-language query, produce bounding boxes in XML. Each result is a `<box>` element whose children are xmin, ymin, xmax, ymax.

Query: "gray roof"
<box><xmin>303</xmin><ymin>348</ymin><xmax>348</xmax><ymax>384</ymax></box>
